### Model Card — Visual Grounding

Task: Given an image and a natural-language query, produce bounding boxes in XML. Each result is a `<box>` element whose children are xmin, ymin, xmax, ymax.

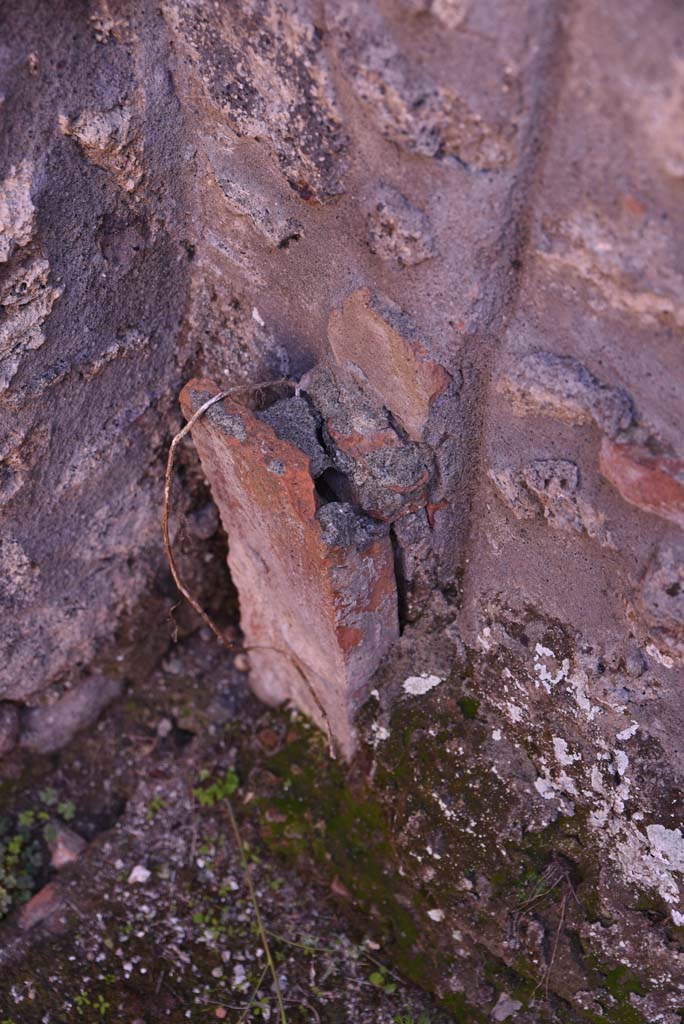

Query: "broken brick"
<box><xmin>180</xmin><ymin>379</ymin><xmax>399</xmax><ymax>758</ymax></box>
<box><xmin>600</xmin><ymin>439</ymin><xmax>684</xmax><ymax>529</ymax></box>
<box><xmin>327</xmin><ymin>288</ymin><xmax>450</xmax><ymax>441</ymax></box>
<box><xmin>48</xmin><ymin>824</ymin><xmax>87</xmax><ymax>870</ymax></box>
<box><xmin>17</xmin><ymin>881</ymin><xmax>62</xmax><ymax>931</ymax></box>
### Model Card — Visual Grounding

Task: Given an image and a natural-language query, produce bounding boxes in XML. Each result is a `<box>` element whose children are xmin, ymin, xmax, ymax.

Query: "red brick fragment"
<box><xmin>48</xmin><ymin>824</ymin><xmax>87</xmax><ymax>869</ymax></box>
<box><xmin>18</xmin><ymin>881</ymin><xmax>62</xmax><ymax>931</ymax></box>
<box><xmin>600</xmin><ymin>439</ymin><xmax>684</xmax><ymax>529</ymax></box>
<box><xmin>180</xmin><ymin>379</ymin><xmax>399</xmax><ymax>759</ymax></box>
<box><xmin>327</xmin><ymin>288</ymin><xmax>450</xmax><ymax>441</ymax></box>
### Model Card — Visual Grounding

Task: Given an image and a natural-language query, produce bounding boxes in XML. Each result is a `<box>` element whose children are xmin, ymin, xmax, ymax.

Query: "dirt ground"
<box><xmin>0</xmin><ymin>630</ymin><xmax>454</xmax><ymax>1024</ymax></box>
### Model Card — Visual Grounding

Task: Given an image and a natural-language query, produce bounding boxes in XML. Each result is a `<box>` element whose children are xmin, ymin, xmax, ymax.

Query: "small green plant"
<box><xmin>0</xmin><ymin>816</ymin><xmax>43</xmax><ymax>919</ymax></box>
<box><xmin>393</xmin><ymin>1012</ymin><xmax>431</xmax><ymax>1024</ymax></box>
<box><xmin>93</xmin><ymin>994</ymin><xmax>110</xmax><ymax>1017</ymax></box>
<box><xmin>39</xmin><ymin>787</ymin><xmax>58</xmax><ymax>807</ymax></box>
<box><xmin>147</xmin><ymin>796</ymin><xmax>166</xmax><ymax>821</ymax></box>
<box><xmin>58</xmin><ymin>800</ymin><xmax>76</xmax><ymax>822</ymax></box>
<box><xmin>74</xmin><ymin>991</ymin><xmax>91</xmax><ymax>1014</ymax></box>
<box><xmin>0</xmin><ymin>794</ymin><xmax>78</xmax><ymax>921</ymax></box>
<box><xmin>193</xmin><ymin>768</ymin><xmax>239</xmax><ymax>807</ymax></box>
<box><xmin>369</xmin><ymin>966</ymin><xmax>397</xmax><ymax>995</ymax></box>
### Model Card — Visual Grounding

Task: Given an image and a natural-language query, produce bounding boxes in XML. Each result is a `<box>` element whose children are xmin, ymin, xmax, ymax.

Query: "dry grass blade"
<box><xmin>225</xmin><ymin>797</ymin><xmax>288</xmax><ymax>1024</ymax></box>
<box><xmin>235</xmin><ymin>962</ymin><xmax>269</xmax><ymax>1024</ymax></box>
<box><xmin>162</xmin><ymin>380</ymin><xmax>289</xmax><ymax>648</ymax></box>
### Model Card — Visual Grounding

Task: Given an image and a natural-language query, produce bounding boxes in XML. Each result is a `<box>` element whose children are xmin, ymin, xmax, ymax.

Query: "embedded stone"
<box><xmin>17</xmin><ymin>882</ymin><xmax>62</xmax><ymax>931</ymax></box>
<box><xmin>48</xmin><ymin>825</ymin><xmax>87</xmax><ymax>870</ymax></box>
<box><xmin>490</xmin><ymin>458</ymin><xmax>611</xmax><ymax>545</ymax></box>
<box><xmin>366</xmin><ymin>185</ymin><xmax>436</xmax><ymax>267</ymax></box>
<box><xmin>181</xmin><ymin>379</ymin><xmax>399</xmax><ymax>758</ymax></box>
<box><xmin>59</xmin><ymin>104</ymin><xmax>143</xmax><ymax>192</ymax></box>
<box><xmin>501</xmin><ymin>351</ymin><xmax>635</xmax><ymax>439</ymax></box>
<box><xmin>19</xmin><ymin>676</ymin><xmax>123</xmax><ymax>755</ymax></box>
<box><xmin>600</xmin><ymin>439</ymin><xmax>684</xmax><ymax>529</ymax></box>
<box><xmin>0</xmin><ymin>161</ymin><xmax>35</xmax><ymax>263</ymax></box>
<box><xmin>327</xmin><ymin>289</ymin><xmax>450</xmax><ymax>441</ymax></box>
<box><xmin>635</xmin><ymin>544</ymin><xmax>684</xmax><ymax>665</ymax></box>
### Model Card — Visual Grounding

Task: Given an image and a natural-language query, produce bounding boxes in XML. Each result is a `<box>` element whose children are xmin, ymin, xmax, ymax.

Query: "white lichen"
<box><xmin>533</xmin><ymin>643</ymin><xmax>570</xmax><ymax>692</ymax></box>
<box><xmin>552</xmin><ymin>737</ymin><xmax>581</xmax><ymax>766</ymax></box>
<box><xmin>402</xmin><ymin>673</ymin><xmax>443</xmax><ymax>696</ymax></box>
<box><xmin>616</xmin><ymin>721</ymin><xmax>639</xmax><ymax>741</ymax></box>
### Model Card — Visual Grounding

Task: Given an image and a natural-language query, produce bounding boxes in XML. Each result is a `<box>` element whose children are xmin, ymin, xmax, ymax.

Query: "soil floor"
<box><xmin>0</xmin><ymin>630</ymin><xmax>455</xmax><ymax>1024</ymax></box>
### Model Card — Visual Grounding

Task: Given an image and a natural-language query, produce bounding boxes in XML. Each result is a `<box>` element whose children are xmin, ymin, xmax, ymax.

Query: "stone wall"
<box><xmin>1</xmin><ymin>0</ymin><xmax>683</xmax><ymax>1015</ymax></box>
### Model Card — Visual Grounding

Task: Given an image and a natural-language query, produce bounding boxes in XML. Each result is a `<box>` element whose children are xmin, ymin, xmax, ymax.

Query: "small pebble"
<box><xmin>128</xmin><ymin>864</ymin><xmax>151</xmax><ymax>885</ymax></box>
<box><xmin>233</xmin><ymin>653</ymin><xmax>249</xmax><ymax>672</ymax></box>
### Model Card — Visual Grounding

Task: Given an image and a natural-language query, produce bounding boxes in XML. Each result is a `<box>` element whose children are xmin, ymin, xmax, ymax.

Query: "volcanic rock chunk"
<box><xmin>490</xmin><ymin>458</ymin><xmax>611</xmax><ymax>545</ymax></box>
<box><xmin>257</xmin><ymin>395</ymin><xmax>330</xmax><ymax>478</ymax></box>
<box><xmin>636</xmin><ymin>544</ymin><xmax>684</xmax><ymax>665</ymax></box>
<box><xmin>500</xmin><ymin>350</ymin><xmax>635</xmax><ymax>439</ymax></box>
<box><xmin>302</xmin><ymin>364</ymin><xmax>432</xmax><ymax>522</ymax></box>
<box><xmin>366</xmin><ymin>185</ymin><xmax>436</xmax><ymax>267</ymax></box>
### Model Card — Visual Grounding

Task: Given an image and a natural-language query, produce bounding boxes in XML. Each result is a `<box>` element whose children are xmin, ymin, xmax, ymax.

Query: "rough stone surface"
<box><xmin>19</xmin><ymin>676</ymin><xmax>123</xmax><ymax>755</ymax></box>
<box><xmin>500</xmin><ymin>350</ymin><xmax>635</xmax><ymax>440</ymax></box>
<box><xmin>302</xmin><ymin>363</ymin><xmax>433</xmax><ymax>523</ymax></box>
<box><xmin>366</xmin><ymin>185</ymin><xmax>436</xmax><ymax>267</ymax></box>
<box><xmin>181</xmin><ymin>379</ymin><xmax>399</xmax><ymax>758</ymax></box>
<box><xmin>0</xmin><ymin>702</ymin><xmax>20</xmax><ymax>758</ymax></box>
<box><xmin>257</xmin><ymin>395</ymin><xmax>330</xmax><ymax>478</ymax></box>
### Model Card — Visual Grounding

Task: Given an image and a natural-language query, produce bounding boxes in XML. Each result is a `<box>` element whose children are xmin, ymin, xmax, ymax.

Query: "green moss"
<box><xmin>243</xmin><ymin>673</ymin><xmax>659</xmax><ymax>1024</ymax></box>
<box><xmin>457</xmin><ymin>697</ymin><xmax>480</xmax><ymax>720</ymax></box>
